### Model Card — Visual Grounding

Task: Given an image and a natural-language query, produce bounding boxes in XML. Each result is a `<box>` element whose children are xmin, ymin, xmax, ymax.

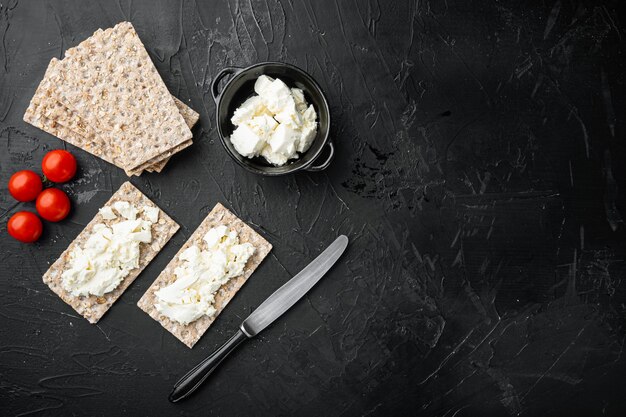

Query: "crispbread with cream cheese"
<box><xmin>44</xmin><ymin>22</ymin><xmax>191</xmax><ymax>171</ymax></box>
<box><xmin>42</xmin><ymin>182</ymin><xmax>179</xmax><ymax>323</ymax></box>
<box><xmin>137</xmin><ymin>203</ymin><xmax>272</xmax><ymax>348</ymax></box>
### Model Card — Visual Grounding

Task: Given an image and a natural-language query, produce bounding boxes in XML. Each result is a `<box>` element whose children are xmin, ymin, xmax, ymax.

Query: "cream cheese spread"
<box><xmin>154</xmin><ymin>225</ymin><xmax>255</xmax><ymax>325</ymax></box>
<box><xmin>61</xmin><ymin>202</ymin><xmax>158</xmax><ymax>297</ymax></box>
<box><xmin>230</xmin><ymin>75</ymin><xmax>318</xmax><ymax>166</ymax></box>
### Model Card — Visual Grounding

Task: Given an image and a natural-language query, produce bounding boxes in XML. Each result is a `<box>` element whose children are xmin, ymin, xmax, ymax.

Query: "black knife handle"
<box><xmin>169</xmin><ymin>329</ymin><xmax>248</xmax><ymax>403</ymax></box>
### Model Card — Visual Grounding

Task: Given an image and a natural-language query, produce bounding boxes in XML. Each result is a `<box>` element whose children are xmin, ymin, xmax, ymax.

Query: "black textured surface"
<box><xmin>1</xmin><ymin>1</ymin><xmax>625</xmax><ymax>416</ymax></box>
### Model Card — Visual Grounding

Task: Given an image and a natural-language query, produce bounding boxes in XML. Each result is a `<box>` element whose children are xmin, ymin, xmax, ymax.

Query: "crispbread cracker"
<box><xmin>145</xmin><ymin>97</ymin><xmax>199</xmax><ymax>174</ymax></box>
<box><xmin>27</xmin><ymin>101</ymin><xmax>193</xmax><ymax>176</ymax></box>
<box><xmin>137</xmin><ymin>203</ymin><xmax>272</xmax><ymax>348</ymax></box>
<box><xmin>126</xmin><ymin>139</ymin><xmax>192</xmax><ymax>176</ymax></box>
<box><xmin>24</xmin><ymin>59</ymin><xmax>120</xmax><ymax>164</ymax></box>
<box><xmin>46</xmin><ymin>22</ymin><xmax>192</xmax><ymax>171</ymax></box>
<box><xmin>24</xmin><ymin>59</ymin><xmax>199</xmax><ymax>175</ymax></box>
<box><xmin>125</xmin><ymin>97</ymin><xmax>198</xmax><ymax>175</ymax></box>
<box><xmin>43</xmin><ymin>182</ymin><xmax>179</xmax><ymax>323</ymax></box>
<box><xmin>127</xmin><ymin>136</ymin><xmax>192</xmax><ymax>176</ymax></box>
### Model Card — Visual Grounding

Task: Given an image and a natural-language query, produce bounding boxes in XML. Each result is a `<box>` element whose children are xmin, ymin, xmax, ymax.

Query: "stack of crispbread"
<box><xmin>24</xmin><ymin>22</ymin><xmax>198</xmax><ymax>176</ymax></box>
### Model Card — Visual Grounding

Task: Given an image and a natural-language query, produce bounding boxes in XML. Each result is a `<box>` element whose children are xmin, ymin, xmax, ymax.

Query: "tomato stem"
<box><xmin>41</xmin><ymin>175</ymin><xmax>53</xmax><ymax>188</ymax></box>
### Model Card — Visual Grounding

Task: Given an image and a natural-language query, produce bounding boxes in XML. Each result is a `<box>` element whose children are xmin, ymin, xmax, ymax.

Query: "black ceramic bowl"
<box><xmin>211</xmin><ymin>62</ymin><xmax>333</xmax><ymax>175</ymax></box>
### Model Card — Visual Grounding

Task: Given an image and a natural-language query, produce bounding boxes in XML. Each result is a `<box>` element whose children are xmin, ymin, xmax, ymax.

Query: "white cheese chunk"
<box><xmin>303</xmin><ymin>104</ymin><xmax>317</xmax><ymax>123</ymax></box>
<box><xmin>61</xmin><ymin>202</ymin><xmax>155</xmax><ymax>297</ymax></box>
<box><xmin>231</xmin><ymin>96</ymin><xmax>269</xmax><ymax>126</ymax></box>
<box><xmin>227</xmin><ymin>242</ymin><xmax>255</xmax><ymax>278</ymax></box>
<box><xmin>274</xmin><ymin>100</ymin><xmax>302</xmax><ymax>129</ymax></box>
<box><xmin>230</xmin><ymin>75</ymin><xmax>319</xmax><ymax>166</ymax></box>
<box><xmin>291</xmin><ymin>88</ymin><xmax>308</xmax><ymax>113</ymax></box>
<box><xmin>154</xmin><ymin>225</ymin><xmax>256</xmax><ymax>325</ymax></box>
<box><xmin>248</xmin><ymin>114</ymin><xmax>278</xmax><ymax>138</ymax></box>
<box><xmin>99</xmin><ymin>206</ymin><xmax>117</xmax><ymax>220</ymax></box>
<box><xmin>111</xmin><ymin>218</ymin><xmax>140</xmax><ymax>235</ymax></box>
<box><xmin>261</xmin><ymin>145</ymin><xmax>290</xmax><ymax>166</ymax></box>
<box><xmin>142</xmin><ymin>205</ymin><xmax>159</xmax><ymax>223</ymax></box>
<box><xmin>258</xmin><ymin>78</ymin><xmax>294</xmax><ymax>114</ymax></box>
<box><xmin>254</xmin><ymin>75</ymin><xmax>275</xmax><ymax>96</ymax></box>
<box><xmin>112</xmin><ymin>201</ymin><xmax>138</xmax><ymax>220</ymax></box>
<box><xmin>156</xmin><ymin>302</ymin><xmax>212</xmax><ymax>326</ymax></box>
<box><xmin>268</xmin><ymin>124</ymin><xmax>299</xmax><ymax>157</ymax></box>
<box><xmin>203</xmin><ymin>225</ymin><xmax>229</xmax><ymax>247</ymax></box>
<box><xmin>298</xmin><ymin>104</ymin><xmax>318</xmax><ymax>153</ymax></box>
<box><xmin>298</xmin><ymin>125</ymin><xmax>317</xmax><ymax>153</ymax></box>
<box><xmin>230</xmin><ymin>124</ymin><xmax>266</xmax><ymax>158</ymax></box>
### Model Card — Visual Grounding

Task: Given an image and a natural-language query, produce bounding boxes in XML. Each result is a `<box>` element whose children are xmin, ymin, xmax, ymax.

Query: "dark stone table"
<box><xmin>1</xmin><ymin>1</ymin><xmax>624</xmax><ymax>416</ymax></box>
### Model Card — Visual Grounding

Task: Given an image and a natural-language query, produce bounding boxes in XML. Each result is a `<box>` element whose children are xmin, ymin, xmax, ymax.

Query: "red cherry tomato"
<box><xmin>36</xmin><ymin>188</ymin><xmax>71</xmax><ymax>222</ymax></box>
<box><xmin>42</xmin><ymin>150</ymin><xmax>77</xmax><ymax>183</ymax></box>
<box><xmin>7</xmin><ymin>211</ymin><xmax>43</xmax><ymax>243</ymax></box>
<box><xmin>8</xmin><ymin>170</ymin><xmax>43</xmax><ymax>202</ymax></box>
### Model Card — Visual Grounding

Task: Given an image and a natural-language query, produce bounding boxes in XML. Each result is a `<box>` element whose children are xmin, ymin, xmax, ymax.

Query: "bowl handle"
<box><xmin>305</xmin><ymin>142</ymin><xmax>335</xmax><ymax>172</ymax></box>
<box><xmin>211</xmin><ymin>67</ymin><xmax>243</xmax><ymax>102</ymax></box>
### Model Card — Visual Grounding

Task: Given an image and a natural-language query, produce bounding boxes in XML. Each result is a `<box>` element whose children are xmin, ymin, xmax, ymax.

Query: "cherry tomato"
<box><xmin>8</xmin><ymin>170</ymin><xmax>43</xmax><ymax>202</ymax></box>
<box><xmin>7</xmin><ymin>211</ymin><xmax>43</xmax><ymax>243</ymax></box>
<box><xmin>42</xmin><ymin>150</ymin><xmax>77</xmax><ymax>183</ymax></box>
<box><xmin>36</xmin><ymin>188</ymin><xmax>71</xmax><ymax>222</ymax></box>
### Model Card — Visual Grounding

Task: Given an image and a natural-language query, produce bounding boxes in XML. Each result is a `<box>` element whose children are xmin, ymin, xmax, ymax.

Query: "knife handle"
<box><xmin>169</xmin><ymin>329</ymin><xmax>248</xmax><ymax>402</ymax></box>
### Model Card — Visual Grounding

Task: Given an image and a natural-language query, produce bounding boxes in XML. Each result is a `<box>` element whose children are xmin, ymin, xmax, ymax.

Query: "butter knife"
<box><xmin>169</xmin><ymin>235</ymin><xmax>349</xmax><ymax>402</ymax></box>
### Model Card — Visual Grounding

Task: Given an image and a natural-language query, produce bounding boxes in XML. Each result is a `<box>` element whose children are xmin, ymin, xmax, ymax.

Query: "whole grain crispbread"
<box><xmin>24</xmin><ymin>59</ymin><xmax>199</xmax><ymax>175</ymax></box>
<box><xmin>137</xmin><ymin>203</ymin><xmax>272</xmax><ymax>348</ymax></box>
<box><xmin>145</xmin><ymin>97</ymin><xmax>199</xmax><ymax>173</ymax></box>
<box><xmin>24</xmin><ymin>59</ymin><xmax>118</xmax><ymax>163</ymax></box>
<box><xmin>42</xmin><ymin>182</ymin><xmax>179</xmax><ymax>323</ymax></box>
<box><xmin>45</xmin><ymin>22</ymin><xmax>192</xmax><ymax>171</ymax></box>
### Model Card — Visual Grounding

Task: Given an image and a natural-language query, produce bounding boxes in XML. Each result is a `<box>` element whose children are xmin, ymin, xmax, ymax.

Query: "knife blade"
<box><xmin>169</xmin><ymin>235</ymin><xmax>349</xmax><ymax>402</ymax></box>
<box><xmin>240</xmin><ymin>234</ymin><xmax>348</xmax><ymax>337</ymax></box>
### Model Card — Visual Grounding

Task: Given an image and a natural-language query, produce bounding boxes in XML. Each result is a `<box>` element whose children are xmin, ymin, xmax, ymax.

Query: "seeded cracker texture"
<box><xmin>44</xmin><ymin>21</ymin><xmax>192</xmax><ymax>171</ymax></box>
<box><xmin>137</xmin><ymin>203</ymin><xmax>272</xmax><ymax>348</ymax></box>
<box><xmin>23</xmin><ymin>58</ymin><xmax>198</xmax><ymax>175</ymax></box>
<box><xmin>24</xmin><ymin>60</ymin><xmax>118</xmax><ymax>164</ymax></box>
<box><xmin>148</xmin><ymin>97</ymin><xmax>200</xmax><ymax>173</ymax></box>
<box><xmin>42</xmin><ymin>182</ymin><xmax>179</xmax><ymax>324</ymax></box>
